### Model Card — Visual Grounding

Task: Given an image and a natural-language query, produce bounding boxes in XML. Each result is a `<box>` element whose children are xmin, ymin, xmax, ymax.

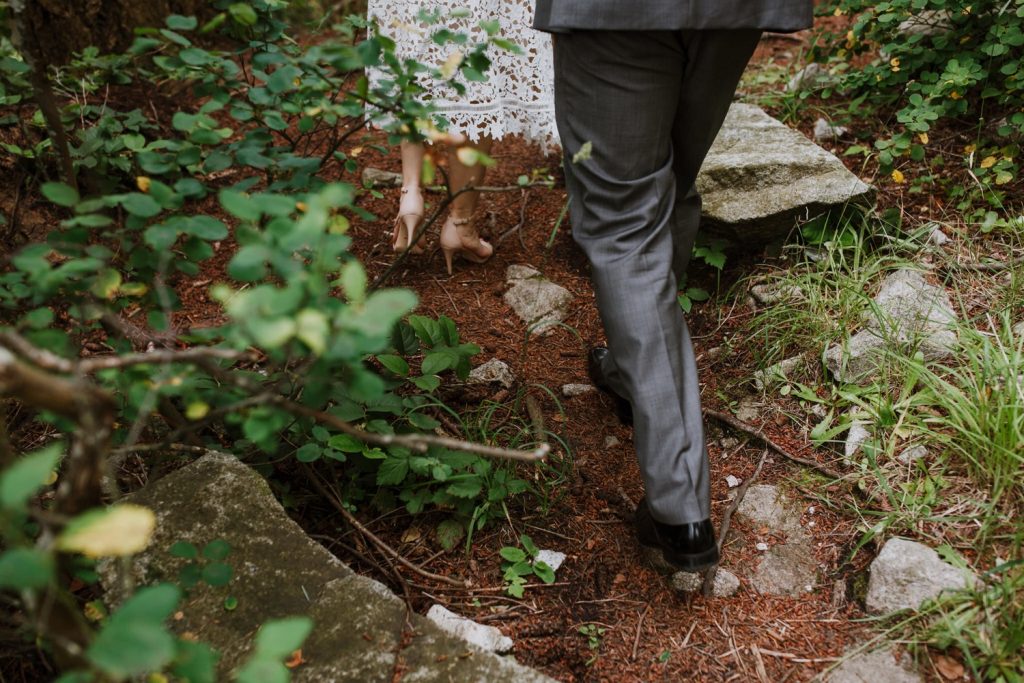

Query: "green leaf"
<box><xmin>376</xmin><ymin>457</ymin><xmax>409</xmax><ymax>486</ymax></box>
<box><xmin>201</xmin><ymin>562</ymin><xmax>233</xmax><ymax>587</ymax></box>
<box><xmin>533</xmin><ymin>560</ymin><xmax>555</xmax><ymax>584</ymax></box>
<box><xmin>120</xmin><ymin>193</ymin><xmax>163</xmax><ymax>218</ymax></box>
<box><xmin>295</xmin><ymin>443</ymin><xmax>322</xmax><ymax>462</ymax></box>
<box><xmin>0</xmin><ymin>443</ymin><xmax>62</xmax><ymax>510</ymax></box>
<box><xmin>411</xmin><ymin>375</ymin><xmax>440</xmax><ymax>392</ymax></box>
<box><xmin>166</xmin><ymin>14</ymin><xmax>198</xmax><ymax>30</ymax></box>
<box><xmin>0</xmin><ymin>548</ymin><xmax>55</xmax><ymax>589</ymax></box>
<box><xmin>228</xmin><ymin>245</ymin><xmax>270</xmax><ymax>282</ymax></box>
<box><xmin>500</xmin><ymin>546</ymin><xmax>527</xmax><ymax>563</ymax></box>
<box><xmin>377</xmin><ymin>354</ymin><xmax>409</xmax><ymax>377</ymax></box>
<box><xmin>236</xmin><ymin>660</ymin><xmax>288</xmax><ymax>683</ymax></box>
<box><xmin>169</xmin><ymin>541</ymin><xmax>198</xmax><ymax>559</ymax></box>
<box><xmin>228</xmin><ymin>3</ymin><xmax>259</xmax><ymax>26</ymax></box>
<box><xmin>295</xmin><ymin>309</ymin><xmax>329</xmax><ymax>355</ymax></box>
<box><xmin>219</xmin><ymin>189</ymin><xmax>261</xmax><ymax>221</ymax></box>
<box><xmin>87</xmin><ymin>585</ymin><xmax>180</xmax><ymax>678</ymax></box>
<box><xmin>328</xmin><ymin>434</ymin><xmax>364</xmax><ymax>453</ymax></box>
<box><xmin>41</xmin><ymin>182</ymin><xmax>79</xmax><ymax>207</ymax></box>
<box><xmin>144</xmin><ymin>223</ymin><xmax>179</xmax><ymax>250</ymax></box>
<box><xmin>421</xmin><ymin>351</ymin><xmax>455</xmax><ymax>376</ymax></box>
<box><xmin>446</xmin><ymin>478</ymin><xmax>482</xmax><ymax>499</ymax></box>
<box><xmin>520</xmin><ymin>534</ymin><xmax>539</xmax><ymax>558</ymax></box>
<box><xmin>436</xmin><ymin>519</ymin><xmax>464</xmax><ymax>551</ymax></box>
<box><xmin>506</xmin><ymin>577</ymin><xmax>525</xmax><ymax>598</ymax></box>
<box><xmin>202</xmin><ymin>539</ymin><xmax>231</xmax><ymax>561</ymax></box>
<box><xmin>247</xmin><ymin>318</ymin><xmax>296</xmax><ymax>349</ymax></box>
<box><xmin>21</xmin><ymin>307</ymin><xmax>54</xmax><ymax>329</ymax></box>
<box><xmin>253</xmin><ymin>617</ymin><xmax>313</xmax><ymax>660</ymax></box>
<box><xmin>172</xmin><ymin>641</ymin><xmax>219</xmax><ymax>683</ymax></box>
<box><xmin>339</xmin><ymin>260</ymin><xmax>367</xmax><ymax>305</ymax></box>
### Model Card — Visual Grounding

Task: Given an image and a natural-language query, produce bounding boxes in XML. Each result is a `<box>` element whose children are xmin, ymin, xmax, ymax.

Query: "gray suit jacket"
<box><xmin>534</xmin><ymin>1</ymin><xmax>813</xmax><ymax>33</ymax></box>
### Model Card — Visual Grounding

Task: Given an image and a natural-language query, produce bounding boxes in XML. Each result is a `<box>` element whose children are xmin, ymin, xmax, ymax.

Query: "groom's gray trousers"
<box><xmin>553</xmin><ymin>29</ymin><xmax>760</xmax><ymax>525</ymax></box>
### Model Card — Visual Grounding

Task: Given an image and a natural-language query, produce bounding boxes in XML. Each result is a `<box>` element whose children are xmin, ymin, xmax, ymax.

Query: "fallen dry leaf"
<box><xmin>285</xmin><ymin>649</ymin><xmax>305</xmax><ymax>669</ymax></box>
<box><xmin>935</xmin><ymin>654</ymin><xmax>964</xmax><ymax>680</ymax></box>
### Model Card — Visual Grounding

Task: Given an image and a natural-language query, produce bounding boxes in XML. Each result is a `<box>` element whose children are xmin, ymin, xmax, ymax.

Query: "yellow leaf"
<box><xmin>890</xmin><ymin>57</ymin><xmax>900</xmax><ymax>72</ymax></box>
<box><xmin>57</xmin><ymin>504</ymin><xmax>156</xmax><ymax>558</ymax></box>
<box><xmin>136</xmin><ymin>176</ymin><xmax>152</xmax><ymax>193</ymax></box>
<box><xmin>350</xmin><ymin>146</ymin><xmax>363</xmax><ymax>158</ymax></box>
<box><xmin>439</xmin><ymin>50</ymin><xmax>464</xmax><ymax>80</ymax></box>
<box><xmin>456</xmin><ymin>146</ymin><xmax>480</xmax><ymax>166</ymax></box>
<box><xmin>185</xmin><ymin>401</ymin><xmax>210</xmax><ymax>420</ymax></box>
<box><xmin>295</xmin><ymin>201</ymin><xmax>308</xmax><ymax>213</ymax></box>
<box><xmin>964</xmin><ymin>144</ymin><xmax>976</xmax><ymax>155</ymax></box>
<box><xmin>950</xmin><ymin>91</ymin><xmax>961</xmax><ymax>100</ymax></box>
<box><xmin>834</xmin><ymin>7</ymin><xmax>844</xmax><ymax>15</ymax></box>
<box><xmin>918</xmin><ymin>133</ymin><xmax>929</xmax><ymax>145</ymax></box>
<box><xmin>44</xmin><ymin>470</ymin><xmax>58</xmax><ymax>486</ymax></box>
<box><xmin>891</xmin><ymin>169</ymin><xmax>906</xmax><ymax>184</ymax></box>
<box><xmin>980</xmin><ymin>156</ymin><xmax>997</xmax><ymax>169</ymax></box>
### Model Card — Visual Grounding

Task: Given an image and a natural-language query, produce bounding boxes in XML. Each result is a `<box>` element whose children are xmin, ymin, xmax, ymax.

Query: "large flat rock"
<box><xmin>101</xmin><ymin>453</ymin><xmax>553</xmax><ymax>682</ymax></box>
<box><xmin>697</xmin><ymin>104</ymin><xmax>874</xmax><ymax>243</ymax></box>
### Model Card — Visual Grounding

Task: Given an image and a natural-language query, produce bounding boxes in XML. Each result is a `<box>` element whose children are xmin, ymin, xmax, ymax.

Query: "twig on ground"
<box><xmin>282</xmin><ymin>399</ymin><xmax>549</xmax><ymax>462</ymax></box>
<box><xmin>703</xmin><ymin>409</ymin><xmax>845</xmax><ymax>480</ymax></box>
<box><xmin>496</xmin><ymin>189</ymin><xmax>530</xmax><ymax>247</ymax></box>
<box><xmin>302</xmin><ymin>464</ymin><xmax>470</xmax><ymax>588</ymax></box>
<box><xmin>703</xmin><ymin>448</ymin><xmax>769</xmax><ymax>596</ymax></box>
<box><xmin>616</xmin><ymin>486</ymin><xmax>637</xmax><ymax>514</ymax></box>
<box><xmin>631</xmin><ymin>604</ymin><xmax>651</xmax><ymax>661</ymax></box>
<box><xmin>524</xmin><ymin>394</ymin><xmax>547</xmax><ymax>445</ymax></box>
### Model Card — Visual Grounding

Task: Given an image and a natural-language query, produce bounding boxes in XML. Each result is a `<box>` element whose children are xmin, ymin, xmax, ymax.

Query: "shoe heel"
<box><xmin>442</xmin><ymin>247</ymin><xmax>455</xmax><ymax>275</ymax></box>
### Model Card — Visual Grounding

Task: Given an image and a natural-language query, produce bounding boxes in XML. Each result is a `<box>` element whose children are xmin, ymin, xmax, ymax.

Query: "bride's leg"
<box><xmin>440</xmin><ymin>136</ymin><xmax>495</xmax><ymax>273</ymax></box>
<box><xmin>393</xmin><ymin>140</ymin><xmax>426</xmax><ymax>252</ymax></box>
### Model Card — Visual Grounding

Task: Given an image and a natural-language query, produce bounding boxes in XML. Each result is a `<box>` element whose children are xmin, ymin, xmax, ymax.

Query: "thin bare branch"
<box><xmin>280</xmin><ymin>399</ymin><xmax>549</xmax><ymax>463</ymax></box>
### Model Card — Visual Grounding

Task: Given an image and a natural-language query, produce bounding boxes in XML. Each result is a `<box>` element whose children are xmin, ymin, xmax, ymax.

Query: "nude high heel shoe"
<box><xmin>439</xmin><ymin>215</ymin><xmax>493</xmax><ymax>275</ymax></box>
<box><xmin>392</xmin><ymin>187</ymin><xmax>425</xmax><ymax>254</ymax></box>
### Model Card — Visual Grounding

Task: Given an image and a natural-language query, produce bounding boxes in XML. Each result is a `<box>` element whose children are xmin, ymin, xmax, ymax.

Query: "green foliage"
<box><xmin>0</xmin><ymin>4</ymin><xmax>543</xmax><ymax>680</ymax></box>
<box><xmin>578</xmin><ymin>623</ymin><xmax>605</xmax><ymax>666</ymax></box>
<box><xmin>811</xmin><ymin>0</ymin><xmax>1024</xmax><ymax>192</ymax></box>
<box><xmin>499</xmin><ymin>534</ymin><xmax>557</xmax><ymax>597</ymax></box>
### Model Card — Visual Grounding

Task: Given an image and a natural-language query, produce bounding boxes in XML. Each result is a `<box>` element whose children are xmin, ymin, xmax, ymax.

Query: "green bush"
<box><xmin>811</xmin><ymin>0</ymin><xmax>1024</xmax><ymax>191</ymax></box>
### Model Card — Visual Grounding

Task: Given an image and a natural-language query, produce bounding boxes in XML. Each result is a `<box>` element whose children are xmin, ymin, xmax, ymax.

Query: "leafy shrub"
<box><xmin>811</xmin><ymin>0</ymin><xmax>1024</xmax><ymax>192</ymax></box>
<box><xmin>0</xmin><ymin>3</ymin><xmax>545</xmax><ymax>678</ymax></box>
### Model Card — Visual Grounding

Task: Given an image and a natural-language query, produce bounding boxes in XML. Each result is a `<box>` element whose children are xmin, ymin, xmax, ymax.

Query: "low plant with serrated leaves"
<box><xmin>499</xmin><ymin>534</ymin><xmax>557</xmax><ymax>597</ymax></box>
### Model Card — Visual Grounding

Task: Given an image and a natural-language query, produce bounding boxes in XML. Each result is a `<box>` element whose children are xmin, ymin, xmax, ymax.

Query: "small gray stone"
<box><xmin>670</xmin><ymin>569</ymin><xmax>740</xmax><ymax>597</ymax></box>
<box><xmin>813</xmin><ymin>117</ymin><xmax>848</xmax><ymax>142</ymax></box>
<box><xmin>561</xmin><ymin>383</ymin><xmax>595</xmax><ymax>397</ymax></box>
<box><xmin>898</xmin><ymin>445</ymin><xmax>928</xmax><ymax>465</ymax></box>
<box><xmin>845</xmin><ymin>420</ymin><xmax>871</xmax><ymax>460</ymax></box>
<box><xmin>670</xmin><ymin>571</ymin><xmax>704</xmax><ymax>593</ymax></box>
<box><xmin>750</xmin><ymin>283</ymin><xmax>804</xmax><ymax>306</ymax></box>
<box><xmin>736</xmin><ymin>485</ymin><xmax>801</xmax><ymax>534</ymax></box>
<box><xmin>825</xmin><ymin>269</ymin><xmax>959</xmax><ymax>383</ymax></box>
<box><xmin>735</xmin><ymin>396</ymin><xmax>760</xmax><ymax>424</ymax></box>
<box><xmin>753</xmin><ymin>354</ymin><xmax>805</xmax><ymax>391</ymax></box>
<box><xmin>826</xmin><ymin>648</ymin><xmax>922</xmax><ymax>683</ymax></box>
<box><xmin>503</xmin><ymin>265</ymin><xmax>573</xmax><ymax>336</ymax></box>
<box><xmin>712</xmin><ymin>569</ymin><xmax>740</xmax><ymax>597</ymax></box>
<box><xmin>725</xmin><ymin>475</ymin><xmax>743</xmax><ymax>489</ymax></box>
<box><xmin>718</xmin><ymin>436</ymin><xmax>740</xmax><ymax>450</ymax></box>
<box><xmin>751</xmin><ymin>542</ymin><xmax>818</xmax><ymax>597</ymax></box>
<box><xmin>786</xmin><ymin>63</ymin><xmax>833</xmax><ymax>92</ymax></box>
<box><xmin>602</xmin><ymin>435</ymin><xmax>621</xmax><ymax>449</ymax></box>
<box><xmin>928</xmin><ymin>227</ymin><xmax>950</xmax><ymax>246</ymax></box>
<box><xmin>361</xmin><ymin>167</ymin><xmax>403</xmax><ymax>188</ymax></box>
<box><xmin>468</xmin><ymin>359</ymin><xmax>515</xmax><ymax>389</ymax></box>
<box><xmin>898</xmin><ymin>10</ymin><xmax>952</xmax><ymax>37</ymax></box>
<box><xmin>426</xmin><ymin>605</ymin><xmax>513</xmax><ymax>654</ymax></box>
<box><xmin>866</xmin><ymin>538</ymin><xmax>973</xmax><ymax>614</ymax></box>
<box><xmin>535</xmin><ymin>549</ymin><xmax>566</xmax><ymax>572</ymax></box>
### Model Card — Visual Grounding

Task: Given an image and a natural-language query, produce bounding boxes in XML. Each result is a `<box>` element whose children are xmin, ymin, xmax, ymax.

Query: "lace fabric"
<box><xmin>367</xmin><ymin>1</ymin><xmax>559</xmax><ymax>151</ymax></box>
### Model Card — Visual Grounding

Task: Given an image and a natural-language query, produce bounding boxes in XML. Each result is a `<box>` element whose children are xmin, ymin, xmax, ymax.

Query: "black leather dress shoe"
<box><xmin>635</xmin><ymin>497</ymin><xmax>720</xmax><ymax>572</ymax></box>
<box><xmin>587</xmin><ymin>346</ymin><xmax>633</xmax><ymax>424</ymax></box>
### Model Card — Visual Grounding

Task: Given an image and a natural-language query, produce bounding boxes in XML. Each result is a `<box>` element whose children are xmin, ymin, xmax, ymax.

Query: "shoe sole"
<box><xmin>640</xmin><ymin>541</ymin><xmax>720</xmax><ymax>572</ymax></box>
